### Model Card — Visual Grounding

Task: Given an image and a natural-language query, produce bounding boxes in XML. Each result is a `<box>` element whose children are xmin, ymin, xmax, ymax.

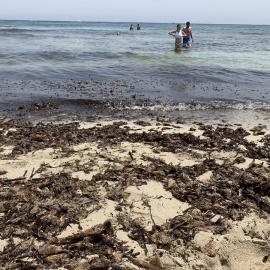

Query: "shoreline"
<box><xmin>1</xmin><ymin>78</ymin><xmax>270</xmax><ymax>132</ymax></box>
<box><xmin>1</xmin><ymin>116</ymin><xmax>270</xmax><ymax>269</ymax></box>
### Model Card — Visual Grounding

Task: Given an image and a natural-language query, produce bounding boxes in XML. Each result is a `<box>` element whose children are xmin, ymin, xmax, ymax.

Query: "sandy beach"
<box><xmin>1</xmin><ymin>11</ymin><xmax>270</xmax><ymax>270</ymax></box>
<box><xmin>1</xmin><ymin>115</ymin><xmax>270</xmax><ymax>270</ymax></box>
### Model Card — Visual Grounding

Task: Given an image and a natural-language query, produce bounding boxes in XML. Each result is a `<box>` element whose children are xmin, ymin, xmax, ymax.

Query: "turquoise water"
<box><xmin>0</xmin><ymin>20</ymin><xmax>270</xmax><ymax>112</ymax></box>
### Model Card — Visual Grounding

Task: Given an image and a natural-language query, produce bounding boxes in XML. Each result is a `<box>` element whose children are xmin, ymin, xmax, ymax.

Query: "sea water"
<box><xmin>0</xmin><ymin>20</ymin><xmax>270</xmax><ymax>121</ymax></box>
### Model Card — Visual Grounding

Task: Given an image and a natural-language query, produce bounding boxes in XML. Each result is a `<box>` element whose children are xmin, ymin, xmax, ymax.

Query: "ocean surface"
<box><xmin>0</xmin><ymin>20</ymin><xmax>270</xmax><ymax>124</ymax></box>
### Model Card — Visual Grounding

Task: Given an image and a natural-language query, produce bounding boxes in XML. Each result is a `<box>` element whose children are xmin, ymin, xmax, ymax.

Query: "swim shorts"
<box><xmin>183</xmin><ymin>37</ymin><xmax>191</xmax><ymax>44</ymax></box>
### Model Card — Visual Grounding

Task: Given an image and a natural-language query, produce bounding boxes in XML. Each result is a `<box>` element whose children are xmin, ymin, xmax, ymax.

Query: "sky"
<box><xmin>1</xmin><ymin>0</ymin><xmax>270</xmax><ymax>25</ymax></box>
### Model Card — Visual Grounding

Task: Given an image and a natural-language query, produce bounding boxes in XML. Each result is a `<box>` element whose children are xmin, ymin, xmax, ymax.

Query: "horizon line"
<box><xmin>0</xmin><ymin>19</ymin><xmax>269</xmax><ymax>26</ymax></box>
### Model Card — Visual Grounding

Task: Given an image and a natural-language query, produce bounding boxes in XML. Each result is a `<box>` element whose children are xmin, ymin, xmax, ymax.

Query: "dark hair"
<box><xmin>177</xmin><ymin>24</ymin><xmax>181</xmax><ymax>28</ymax></box>
<box><xmin>186</xmin><ymin>21</ymin><xmax>190</xmax><ymax>25</ymax></box>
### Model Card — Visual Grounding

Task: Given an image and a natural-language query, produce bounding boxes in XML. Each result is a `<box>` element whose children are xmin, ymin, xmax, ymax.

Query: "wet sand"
<box><xmin>1</xmin><ymin>116</ymin><xmax>270</xmax><ymax>269</ymax></box>
<box><xmin>1</xmin><ymin>78</ymin><xmax>270</xmax><ymax>130</ymax></box>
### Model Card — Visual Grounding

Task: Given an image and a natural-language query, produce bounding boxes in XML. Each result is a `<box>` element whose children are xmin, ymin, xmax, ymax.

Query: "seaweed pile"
<box><xmin>0</xmin><ymin>118</ymin><xmax>270</xmax><ymax>269</ymax></box>
<box><xmin>0</xmin><ymin>172</ymin><xmax>123</xmax><ymax>269</ymax></box>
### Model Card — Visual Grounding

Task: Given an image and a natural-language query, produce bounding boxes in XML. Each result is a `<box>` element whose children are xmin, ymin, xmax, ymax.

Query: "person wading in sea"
<box><xmin>169</xmin><ymin>24</ymin><xmax>187</xmax><ymax>50</ymax></box>
<box><xmin>182</xmin><ymin>21</ymin><xmax>194</xmax><ymax>47</ymax></box>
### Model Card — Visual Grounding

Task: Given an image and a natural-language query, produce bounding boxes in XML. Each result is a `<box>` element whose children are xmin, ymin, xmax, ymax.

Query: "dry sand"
<box><xmin>0</xmin><ymin>118</ymin><xmax>270</xmax><ymax>269</ymax></box>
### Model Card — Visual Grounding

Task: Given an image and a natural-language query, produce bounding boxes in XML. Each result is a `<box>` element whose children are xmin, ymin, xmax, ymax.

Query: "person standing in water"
<box><xmin>137</xmin><ymin>24</ymin><xmax>141</xmax><ymax>30</ymax></box>
<box><xmin>169</xmin><ymin>24</ymin><xmax>187</xmax><ymax>50</ymax></box>
<box><xmin>130</xmin><ymin>24</ymin><xmax>134</xmax><ymax>30</ymax></box>
<box><xmin>182</xmin><ymin>21</ymin><xmax>193</xmax><ymax>47</ymax></box>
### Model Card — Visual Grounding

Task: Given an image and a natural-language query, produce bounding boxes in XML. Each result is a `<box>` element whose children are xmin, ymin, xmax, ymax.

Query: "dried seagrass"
<box><xmin>1</xmin><ymin>119</ymin><xmax>270</xmax><ymax>269</ymax></box>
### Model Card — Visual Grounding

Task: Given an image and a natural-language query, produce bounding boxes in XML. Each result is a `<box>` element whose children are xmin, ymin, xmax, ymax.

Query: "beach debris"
<box><xmin>0</xmin><ymin>118</ymin><xmax>270</xmax><ymax>269</ymax></box>
<box><xmin>15</xmin><ymin>102</ymin><xmax>59</xmax><ymax>112</ymax></box>
<box><xmin>0</xmin><ymin>170</ymin><xmax>7</xmax><ymax>175</ymax></box>
<box><xmin>250</xmin><ymin>125</ymin><xmax>266</xmax><ymax>136</ymax></box>
<box><xmin>28</xmin><ymin>102</ymin><xmax>59</xmax><ymax>111</ymax></box>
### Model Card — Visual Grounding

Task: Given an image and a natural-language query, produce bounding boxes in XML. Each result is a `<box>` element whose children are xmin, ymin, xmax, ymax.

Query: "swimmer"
<box><xmin>182</xmin><ymin>21</ymin><xmax>194</xmax><ymax>47</ymax></box>
<box><xmin>169</xmin><ymin>24</ymin><xmax>187</xmax><ymax>50</ymax></box>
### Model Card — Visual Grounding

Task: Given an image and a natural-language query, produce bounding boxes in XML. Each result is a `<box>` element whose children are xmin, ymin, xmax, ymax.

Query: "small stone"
<box><xmin>211</xmin><ymin>215</ymin><xmax>221</xmax><ymax>224</ymax></box>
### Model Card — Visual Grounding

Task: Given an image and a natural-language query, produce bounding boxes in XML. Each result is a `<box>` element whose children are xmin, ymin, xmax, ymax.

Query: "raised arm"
<box><xmin>168</xmin><ymin>30</ymin><xmax>176</xmax><ymax>36</ymax></box>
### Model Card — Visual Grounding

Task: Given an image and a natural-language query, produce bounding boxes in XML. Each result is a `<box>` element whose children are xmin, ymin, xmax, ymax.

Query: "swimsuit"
<box><xmin>175</xmin><ymin>31</ymin><xmax>183</xmax><ymax>39</ymax></box>
<box><xmin>175</xmin><ymin>31</ymin><xmax>183</xmax><ymax>47</ymax></box>
<box><xmin>183</xmin><ymin>37</ymin><xmax>191</xmax><ymax>44</ymax></box>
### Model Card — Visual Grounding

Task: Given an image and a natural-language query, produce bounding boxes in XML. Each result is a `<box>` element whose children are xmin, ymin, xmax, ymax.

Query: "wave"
<box><xmin>125</xmin><ymin>52</ymin><xmax>138</xmax><ymax>57</ymax></box>
<box><xmin>0</xmin><ymin>28</ymin><xmax>42</xmax><ymax>33</ymax></box>
<box><xmin>239</xmin><ymin>32</ymin><xmax>267</xmax><ymax>36</ymax></box>
<box><xmin>0</xmin><ymin>51</ymin><xmax>77</xmax><ymax>63</ymax></box>
<box><xmin>0</xmin><ymin>50</ymin><xmax>121</xmax><ymax>64</ymax></box>
<box><xmin>118</xmin><ymin>101</ymin><xmax>270</xmax><ymax>112</ymax></box>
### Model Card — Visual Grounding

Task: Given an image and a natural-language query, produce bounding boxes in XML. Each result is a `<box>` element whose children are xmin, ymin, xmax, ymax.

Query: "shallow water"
<box><xmin>0</xmin><ymin>20</ymin><xmax>270</xmax><ymax>120</ymax></box>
